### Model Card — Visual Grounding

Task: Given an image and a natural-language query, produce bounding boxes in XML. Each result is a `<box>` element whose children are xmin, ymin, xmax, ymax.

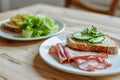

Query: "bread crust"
<box><xmin>67</xmin><ymin>35</ymin><xmax>118</xmax><ymax>54</ymax></box>
<box><xmin>1</xmin><ymin>22</ymin><xmax>21</xmax><ymax>33</ymax></box>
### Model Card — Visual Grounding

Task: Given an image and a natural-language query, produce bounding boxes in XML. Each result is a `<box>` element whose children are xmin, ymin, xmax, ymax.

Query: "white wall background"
<box><xmin>0</xmin><ymin>0</ymin><xmax>120</xmax><ymax>16</ymax></box>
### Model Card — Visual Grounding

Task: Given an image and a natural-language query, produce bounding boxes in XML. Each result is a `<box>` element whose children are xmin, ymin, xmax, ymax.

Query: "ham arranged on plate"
<box><xmin>49</xmin><ymin>43</ymin><xmax>112</xmax><ymax>72</ymax></box>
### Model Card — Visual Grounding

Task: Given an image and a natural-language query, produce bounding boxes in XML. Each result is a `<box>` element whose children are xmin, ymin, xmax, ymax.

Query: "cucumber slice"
<box><xmin>72</xmin><ymin>32</ymin><xmax>91</xmax><ymax>40</ymax></box>
<box><xmin>89</xmin><ymin>36</ymin><xmax>105</xmax><ymax>43</ymax></box>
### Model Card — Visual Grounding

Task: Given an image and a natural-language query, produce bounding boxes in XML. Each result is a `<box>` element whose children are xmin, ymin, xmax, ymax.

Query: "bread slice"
<box><xmin>1</xmin><ymin>22</ymin><xmax>21</xmax><ymax>33</ymax></box>
<box><xmin>66</xmin><ymin>35</ymin><xmax>119</xmax><ymax>54</ymax></box>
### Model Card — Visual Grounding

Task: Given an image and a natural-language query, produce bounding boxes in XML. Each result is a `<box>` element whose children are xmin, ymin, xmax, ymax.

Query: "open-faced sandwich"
<box><xmin>1</xmin><ymin>14</ymin><xmax>59</xmax><ymax>38</ymax></box>
<box><xmin>49</xmin><ymin>26</ymin><xmax>119</xmax><ymax>72</ymax></box>
<box><xmin>67</xmin><ymin>26</ymin><xmax>118</xmax><ymax>54</ymax></box>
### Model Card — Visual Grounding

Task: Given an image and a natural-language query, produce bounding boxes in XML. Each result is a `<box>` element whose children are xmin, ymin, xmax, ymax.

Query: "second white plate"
<box><xmin>0</xmin><ymin>19</ymin><xmax>65</xmax><ymax>41</ymax></box>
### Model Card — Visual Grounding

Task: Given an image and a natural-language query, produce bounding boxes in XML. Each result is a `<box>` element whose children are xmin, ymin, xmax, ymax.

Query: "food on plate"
<box><xmin>2</xmin><ymin>22</ymin><xmax>21</xmax><ymax>33</ymax></box>
<box><xmin>67</xmin><ymin>26</ymin><xmax>118</xmax><ymax>54</ymax></box>
<box><xmin>49</xmin><ymin>43</ymin><xmax>112</xmax><ymax>71</ymax></box>
<box><xmin>2</xmin><ymin>14</ymin><xmax>24</xmax><ymax>33</ymax></box>
<box><xmin>49</xmin><ymin>43</ymin><xmax>68</xmax><ymax>63</ymax></box>
<box><xmin>49</xmin><ymin>26</ymin><xmax>119</xmax><ymax>71</ymax></box>
<box><xmin>1</xmin><ymin>14</ymin><xmax>59</xmax><ymax>38</ymax></box>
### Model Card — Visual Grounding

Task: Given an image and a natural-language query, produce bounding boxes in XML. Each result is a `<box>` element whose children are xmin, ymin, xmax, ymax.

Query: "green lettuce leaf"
<box><xmin>20</xmin><ymin>14</ymin><xmax>59</xmax><ymax>38</ymax></box>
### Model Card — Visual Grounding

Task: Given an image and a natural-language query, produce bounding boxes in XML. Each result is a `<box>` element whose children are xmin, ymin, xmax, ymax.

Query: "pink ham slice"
<box><xmin>49</xmin><ymin>45</ymin><xmax>57</xmax><ymax>54</ymax></box>
<box><xmin>64</xmin><ymin>46</ymin><xmax>98</xmax><ymax>62</ymax></box>
<box><xmin>49</xmin><ymin>45</ymin><xmax>59</xmax><ymax>62</ymax></box>
<box><xmin>74</xmin><ymin>54</ymin><xmax>112</xmax><ymax>71</ymax></box>
<box><xmin>56</xmin><ymin>43</ymin><xmax>68</xmax><ymax>63</ymax></box>
<box><xmin>49</xmin><ymin>43</ymin><xmax>67</xmax><ymax>63</ymax></box>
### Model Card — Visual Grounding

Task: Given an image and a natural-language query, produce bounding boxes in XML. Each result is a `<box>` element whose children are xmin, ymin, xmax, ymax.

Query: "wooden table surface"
<box><xmin>0</xmin><ymin>4</ymin><xmax>120</xmax><ymax>80</ymax></box>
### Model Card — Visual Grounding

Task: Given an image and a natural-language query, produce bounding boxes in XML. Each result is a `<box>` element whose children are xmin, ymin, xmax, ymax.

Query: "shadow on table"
<box><xmin>0</xmin><ymin>37</ymin><xmax>45</xmax><ymax>46</ymax></box>
<box><xmin>33</xmin><ymin>54</ymin><xmax>120</xmax><ymax>80</ymax></box>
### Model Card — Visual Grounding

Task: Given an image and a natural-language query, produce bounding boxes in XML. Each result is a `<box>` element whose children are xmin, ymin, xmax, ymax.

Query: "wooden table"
<box><xmin>0</xmin><ymin>4</ymin><xmax>120</xmax><ymax>80</ymax></box>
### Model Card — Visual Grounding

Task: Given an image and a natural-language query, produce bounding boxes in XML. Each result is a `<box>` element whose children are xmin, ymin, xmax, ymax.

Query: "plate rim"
<box><xmin>39</xmin><ymin>34</ymin><xmax>120</xmax><ymax>76</ymax></box>
<box><xmin>0</xmin><ymin>19</ymin><xmax>65</xmax><ymax>41</ymax></box>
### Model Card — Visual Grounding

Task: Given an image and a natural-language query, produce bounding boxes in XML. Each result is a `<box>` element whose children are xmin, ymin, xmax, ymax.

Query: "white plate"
<box><xmin>39</xmin><ymin>34</ymin><xmax>120</xmax><ymax>76</ymax></box>
<box><xmin>0</xmin><ymin>19</ymin><xmax>65</xmax><ymax>41</ymax></box>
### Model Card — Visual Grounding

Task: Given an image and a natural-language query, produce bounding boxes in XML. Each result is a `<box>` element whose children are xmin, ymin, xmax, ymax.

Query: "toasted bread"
<box><xmin>1</xmin><ymin>22</ymin><xmax>21</xmax><ymax>33</ymax></box>
<box><xmin>67</xmin><ymin>35</ymin><xmax>118</xmax><ymax>54</ymax></box>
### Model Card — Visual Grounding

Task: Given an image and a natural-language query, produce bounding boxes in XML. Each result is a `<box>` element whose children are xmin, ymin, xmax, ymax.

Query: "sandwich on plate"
<box><xmin>67</xmin><ymin>26</ymin><xmax>118</xmax><ymax>54</ymax></box>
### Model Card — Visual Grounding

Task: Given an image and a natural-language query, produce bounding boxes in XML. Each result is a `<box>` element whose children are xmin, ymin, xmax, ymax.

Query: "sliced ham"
<box><xmin>49</xmin><ymin>43</ymin><xmax>112</xmax><ymax>71</ymax></box>
<box><xmin>64</xmin><ymin>46</ymin><xmax>98</xmax><ymax>62</ymax></box>
<box><xmin>49</xmin><ymin>45</ymin><xmax>57</xmax><ymax>54</ymax></box>
<box><xmin>49</xmin><ymin>43</ymin><xmax>67</xmax><ymax>63</ymax></box>
<box><xmin>74</xmin><ymin>54</ymin><xmax>112</xmax><ymax>71</ymax></box>
<box><xmin>56</xmin><ymin>43</ymin><xmax>68</xmax><ymax>63</ymax></box>
<box><xmin>49</xmin><ymin>45</ymin><xmax>59</xmax><ymax>61</ymax></box>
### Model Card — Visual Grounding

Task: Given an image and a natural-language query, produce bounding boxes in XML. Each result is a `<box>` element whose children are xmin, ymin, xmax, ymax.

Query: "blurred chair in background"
<box><xmin>64</xmin><ymin>0</ymin><xmax>119</xmax><ymax>16</ymax></box>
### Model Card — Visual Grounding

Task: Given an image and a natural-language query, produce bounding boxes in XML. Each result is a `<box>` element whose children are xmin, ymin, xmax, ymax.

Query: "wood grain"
<box><xmin>0</xmin><ymin>4</ymin><xmax>120</xmax><ymax>80</ymax></box>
